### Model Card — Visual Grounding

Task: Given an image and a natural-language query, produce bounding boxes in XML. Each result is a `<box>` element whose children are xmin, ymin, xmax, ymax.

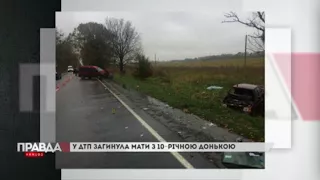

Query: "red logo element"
<box><xmin>59</xmin><ymin>142</ymin><xmax>70</xmax><ymax>152</ymax></box>
<box><xmin>273</xmin><ymin>53</ymin><xmax>320</xmax><ymax>120</ymax></box>
<box><xmin>25</xmin><ymin>152</ymin><xmax>45</xmax><ymax>158</ymax></box>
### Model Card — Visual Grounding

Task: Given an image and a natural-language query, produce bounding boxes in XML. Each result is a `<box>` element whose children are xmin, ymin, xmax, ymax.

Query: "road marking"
<box><xmin>98</xmin><ymin>79</ymin><xmax>194</xmax><ymax>169</ymax></box>
<box><xmin>56</xmin><ymin>74</ymin><xmax>74</xmax><ymax>92</ymax></box>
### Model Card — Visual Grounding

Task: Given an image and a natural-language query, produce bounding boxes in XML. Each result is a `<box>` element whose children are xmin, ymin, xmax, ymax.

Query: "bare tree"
<box><xmin>56</xmin><ymin>29</ymin><xmax>79</xmax><ymax>73</ymax></box>
<box><xmin>223</xmin><ymin>11</ymin><xmax>265</xmax><ymax>53</ymax></box>
<box><xmin>68</xmin><ymin>22</ymin><xmax>114</xmax><ymax>68</ymax></box>
<box><xmin>105</xmin><ymin>18</ymin><xmax>141</xmax><ymax>72</ymax></box>
<box><xmin>247</xmin><ymin>34</ymin><xmax>264</xmax><ymax>53</ymax></box>
<box><xmin>56</xmin><ymin>29</ymin><xmax>65</xmax><ymax>44</ymax></box>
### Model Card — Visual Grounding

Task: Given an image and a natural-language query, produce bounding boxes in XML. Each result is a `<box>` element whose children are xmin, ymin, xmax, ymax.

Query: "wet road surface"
<box><xmin>56</xmin><ymin>72</ymin><xmax>71</xmax><ymax>89</ymax></box>
<box><xmin>56</xmin><ymin>74</ymin><xmax>217</xmax><ymax>168</ymax></box>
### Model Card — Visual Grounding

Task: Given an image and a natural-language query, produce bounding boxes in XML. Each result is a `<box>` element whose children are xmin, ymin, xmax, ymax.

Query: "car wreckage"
<box><xmin>221</xmin><ymin>138</ymin><xmax>265</xmax><ymax>169</ymax></box>
<box><xmin>222</xmin><ymin>83</ymin><xmax>264</xmax><ymax>116</ymax></box>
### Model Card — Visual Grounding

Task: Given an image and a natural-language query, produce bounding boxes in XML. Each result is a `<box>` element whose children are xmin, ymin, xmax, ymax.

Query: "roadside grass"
<box><xmin>114</xmin><ymin>57</ymin><xmax>265</xmax><ymax>141</ymax></box>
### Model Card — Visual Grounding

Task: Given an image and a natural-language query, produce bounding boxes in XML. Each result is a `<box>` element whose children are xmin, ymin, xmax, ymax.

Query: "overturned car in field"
<box><xmin>222</xmin><ymin>83</ymin><xmax>264</xmax><ymax>116</ymax></box>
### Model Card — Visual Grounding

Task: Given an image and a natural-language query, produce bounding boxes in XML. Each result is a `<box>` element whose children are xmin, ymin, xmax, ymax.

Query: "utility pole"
<box><xmin>244</xmin><ymin>34</ymin><xmax>248</xmax><ymax>68</ymax></box>
<box><xmin>154</xmin><ymin>53</ymin><xmax>157</xmax><ymax>66</ymax></box>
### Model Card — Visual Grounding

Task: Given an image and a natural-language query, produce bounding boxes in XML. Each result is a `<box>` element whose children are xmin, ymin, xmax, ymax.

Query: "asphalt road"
<box><xmin>56</xmin><ymin>74</ymin><xmax>217</xmax><ymax>169</ymax></box>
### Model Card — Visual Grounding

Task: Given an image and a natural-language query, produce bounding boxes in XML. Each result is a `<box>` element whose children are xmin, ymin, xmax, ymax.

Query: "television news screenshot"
<box><xmin>4</xmin><ymin>0</ymin><xmax>319</xmax><ymax>180</ymax></box>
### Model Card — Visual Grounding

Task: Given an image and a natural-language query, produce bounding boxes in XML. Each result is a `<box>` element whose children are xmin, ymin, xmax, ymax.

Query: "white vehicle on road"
<box><xmin>67</xmin><ymin>65</ymin><xmax>74</xmax><ymax>72</ymax></box>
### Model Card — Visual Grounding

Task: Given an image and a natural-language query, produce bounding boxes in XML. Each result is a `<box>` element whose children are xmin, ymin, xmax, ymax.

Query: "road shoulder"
<box><xmin>102</xmin><ymin>79</ymin><xmax>253</xmax><ymax>167</ymax></box>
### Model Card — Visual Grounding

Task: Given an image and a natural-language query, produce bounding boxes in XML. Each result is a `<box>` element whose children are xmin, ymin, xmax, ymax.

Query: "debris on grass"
<box><xmin>207</xmin><ymin>85</ymin><xmax>223</xmax><ymax>90</ymax></box>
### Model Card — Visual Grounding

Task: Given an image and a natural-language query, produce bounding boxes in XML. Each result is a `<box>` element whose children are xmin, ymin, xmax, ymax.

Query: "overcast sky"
<box><xmin>56</xmin><ymin>11</ymin><xmax>255</xmax><ymax>61</ymax></box>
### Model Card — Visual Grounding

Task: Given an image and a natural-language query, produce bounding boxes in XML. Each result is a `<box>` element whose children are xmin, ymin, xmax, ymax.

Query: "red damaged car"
<box><xmin>78</xmin><ymin>66</ymin><xmax>109</xmax><ymax>80</ymax></box>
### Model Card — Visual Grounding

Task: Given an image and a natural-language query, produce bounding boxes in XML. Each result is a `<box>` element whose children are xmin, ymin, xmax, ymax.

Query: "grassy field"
<box><xmin>114</xmin><ymin>57</ymin><xmax>265</xmax><ymax>141</ymax></box>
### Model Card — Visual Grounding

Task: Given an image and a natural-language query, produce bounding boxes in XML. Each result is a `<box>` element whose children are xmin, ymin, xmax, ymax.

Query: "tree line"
<box><xmin>56</xmin><ymin>18</ymin><xmax>142</xmax><ymax>73</ymax></box>
<box><xmin>179</xmin><ymin>51</ymin><xmax>263</xmax><ymax>62</ymax></box>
